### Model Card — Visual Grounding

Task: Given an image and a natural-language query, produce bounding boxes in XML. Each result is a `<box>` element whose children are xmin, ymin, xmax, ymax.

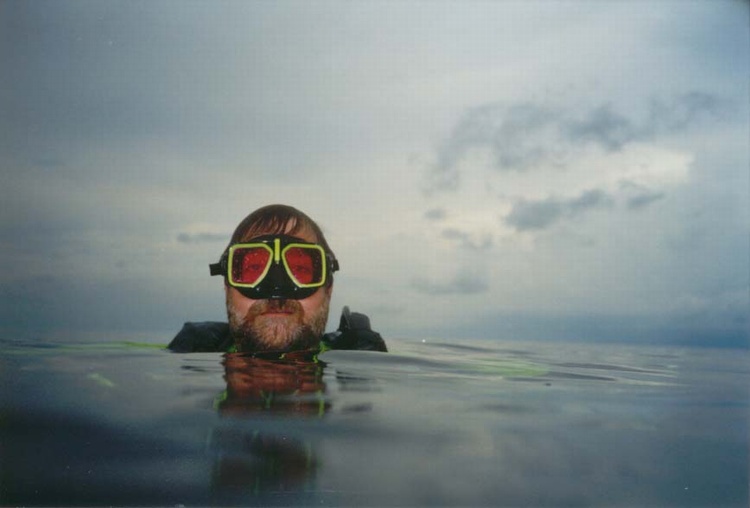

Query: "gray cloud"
<box><xmin>440</xmin><ymin>228</ymin><xmax>493</xmax><ymax>251</ymax></box>
<box><xmin>566</xmin><ymin>93</ymin><xmax>724</xmax><ymax>150</ymax></box>
<box><xmin>619</xmin><ymin>181</ymin><xmax>666</xmax><ymax>210</ymax></box>
<box><xmin>424</xmin><ymin>208</ymin><xmax>447</xmax><ymax>221</ymax></box>
<box><xmin>432</xmin><ymin>309</ymin><xmax>748</xmax><ymax>349</ymax></box>
<box><xmin>0</xmin><ymin>1</ymin><xmax>382</xmax><ymax>181</ymax></box>
<box><xmin>427</xmin><ymin>93</ymin><xmax>725</xmax><ymax>193</ymax></box>
<box><xmin>565</xmin><ymin>104</ymin><xmax>637</xmax><ymax>151</ymax></box>
<box><xmin>0</xmin><ymin>275</ymin><xmax>224</xmax><ymax>340</ymax></box>
<box><xmin>505</xmin><ymin>189</ymin><xmax>613</xmax><ymax>231</ymax></box>
<box><xmin>412</xmin><ymin>271</ymin><xmax>489</xmax><ymax>295</ymax></box>
<box><xmin>176</xmin><ymin>232</ymin><xmax>228</xmax><ymax>244</ymax></box>
<box><xmin>506</xmin><ymin>200</ymin><xmax>564</xmax><ymax>231</ymax></box>
<box><xmin>567</xmin><ymin>189</ymin><xmax>614</xmax><ymax>214</ymax></box>
<box><xmin>626</xmin><ymin>190</ymin><xmax>665</xmax><ymax>210</ymax></box>
<box><xmin>646</xmin><ymin>92</ymin><xmax>725</xmax><ymax>132</ymax></box>
<box><xmin>427</xmin><ymin>103</ymin><xmax>562</xmax><ymax>191</ymax></box>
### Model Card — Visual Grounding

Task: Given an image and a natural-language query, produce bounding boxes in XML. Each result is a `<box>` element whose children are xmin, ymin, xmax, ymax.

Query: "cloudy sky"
<box><xmin>1</xmin><ymin>0</ymin><xmax>748</xmax><ymax>347</ymax></box>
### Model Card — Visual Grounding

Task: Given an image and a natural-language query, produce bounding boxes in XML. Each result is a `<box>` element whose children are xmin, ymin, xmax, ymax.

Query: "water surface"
<box><xmin>1</xmin><ymin>338</ymin><xmax>747</xmax><ymax>506</ymax></box>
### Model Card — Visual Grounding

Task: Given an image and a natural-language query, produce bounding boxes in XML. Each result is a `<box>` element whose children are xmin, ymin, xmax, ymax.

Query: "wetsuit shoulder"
<box><xmin>322</xmin><ymin>307</ymin><xmax>388</xmax><ymax>352</ymax></box>
<box><xmin>167</xmin><ymin>321</ymin><xmax>232</xmax><ymax>352</ymax></box>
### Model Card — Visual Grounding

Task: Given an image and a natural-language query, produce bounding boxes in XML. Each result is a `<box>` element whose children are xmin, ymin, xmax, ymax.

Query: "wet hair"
<box><xmin>228</xmin><ymin>204</ymin><xmax>335</xmax><ymax>259</ymax></box>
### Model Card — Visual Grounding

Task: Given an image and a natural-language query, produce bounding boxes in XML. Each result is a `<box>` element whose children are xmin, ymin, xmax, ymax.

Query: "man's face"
<box><xmin>225</xmin><ymin>224</ymin><xmax>332</xmax><ymax>352</ymax></box>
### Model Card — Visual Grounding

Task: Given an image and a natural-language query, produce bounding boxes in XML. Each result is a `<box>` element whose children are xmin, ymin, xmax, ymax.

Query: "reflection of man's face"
<box><xmin>225</xmin><ymin>224</ymin><xmax>332</xmax><ymax>352</ymax></box>
<box><xmin>219</xmin><ymin>353</ymin><xmax>328</xmax><ymax>415</ymax></box>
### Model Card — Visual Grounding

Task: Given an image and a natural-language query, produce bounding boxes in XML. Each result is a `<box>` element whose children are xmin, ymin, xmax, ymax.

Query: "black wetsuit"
<box><xmin>167</xmin><ymin>307</ymin><xmax>387</xmax><ymax>353</ymax></box>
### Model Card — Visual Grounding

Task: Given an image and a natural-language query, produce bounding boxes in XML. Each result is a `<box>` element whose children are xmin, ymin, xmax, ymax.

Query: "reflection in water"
<box><xmin>209</xmin><ymin>351</ymin><xmax>327</xmax><ymax>503</ymax></box>
<box><xmin>218</xmin><ymin>352</ymin><xmax>329</xmax><ymax>416</ymax></box>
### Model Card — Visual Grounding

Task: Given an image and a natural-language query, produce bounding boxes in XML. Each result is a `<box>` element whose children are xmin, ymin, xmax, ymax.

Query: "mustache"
<box><xmin>248</xmin><ymin>298</ymin><xmax>303</xmax><ymax>317</ymax></box>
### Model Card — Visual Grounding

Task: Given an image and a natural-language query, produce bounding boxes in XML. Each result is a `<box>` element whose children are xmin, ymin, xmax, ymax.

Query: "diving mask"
<box><xmin>209</xmin><ymin>234</ymin><xmax>339</xmax><ymax>300</ymax></box>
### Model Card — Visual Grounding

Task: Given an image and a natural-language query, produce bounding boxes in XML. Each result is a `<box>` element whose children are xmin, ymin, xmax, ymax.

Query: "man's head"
<box><xmin>213</xmin><ymin>204</ymin><xmax>336</xmax><ymax>352</ymax></box>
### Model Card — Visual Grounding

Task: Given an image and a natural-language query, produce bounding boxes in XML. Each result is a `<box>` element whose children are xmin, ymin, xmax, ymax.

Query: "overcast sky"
<box><xmin>1</xmin><ymin>0</ymin><xmax>748</xmax><ymax>347</ymax></box>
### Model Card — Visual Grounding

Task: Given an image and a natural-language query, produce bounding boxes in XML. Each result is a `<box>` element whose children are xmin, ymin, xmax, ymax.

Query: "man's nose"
<box><xmin>265</xmin><ymin>264</ymin><xmax>290</xmax><ymax>299</ymax></box>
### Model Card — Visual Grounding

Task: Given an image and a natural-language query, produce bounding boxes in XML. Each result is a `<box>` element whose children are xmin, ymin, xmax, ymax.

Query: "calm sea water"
<box><xmin>1</xmin><ymin>337</ymin><xmax>747</xmax><ymax>507</ymax></box>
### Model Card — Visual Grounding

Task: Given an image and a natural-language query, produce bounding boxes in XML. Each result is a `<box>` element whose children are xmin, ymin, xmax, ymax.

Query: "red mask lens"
<box><xmin>284</xmin><ymin>247</ymin><xmax>323</xmax><ymax>285</ymax></box>
<box><xmin>231</xmin><ymin>247</ymin><xmax>271</xmax><ymax>285</ymax></box>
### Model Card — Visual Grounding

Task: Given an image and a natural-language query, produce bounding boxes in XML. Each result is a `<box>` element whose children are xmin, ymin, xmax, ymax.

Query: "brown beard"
<box><xmin>227</xmin><ymin>297</ymin><xmax>329</xmax><ymax>353</ymax></box>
